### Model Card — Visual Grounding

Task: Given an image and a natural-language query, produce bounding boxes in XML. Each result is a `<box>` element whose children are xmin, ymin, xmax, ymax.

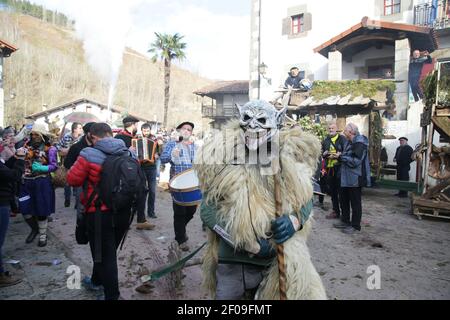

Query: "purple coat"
<box><xmin>47</xmin><ymin>146</ymin><xmax>58</xmax><ymax>173</ymax></box>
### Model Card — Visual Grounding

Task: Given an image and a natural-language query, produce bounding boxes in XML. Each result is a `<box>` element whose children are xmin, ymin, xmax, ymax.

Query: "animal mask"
<box><xmin>236</xmin><ymin>100</ymin><xmax>287</xmax><ymax>151</ymax></box>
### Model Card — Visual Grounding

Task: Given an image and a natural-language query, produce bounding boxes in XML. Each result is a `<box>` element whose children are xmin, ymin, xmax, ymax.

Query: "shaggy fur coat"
<box><xmin>194</xmin><ymin>120</ymin><xmax>327</xmax><ymax>300</ymax></box>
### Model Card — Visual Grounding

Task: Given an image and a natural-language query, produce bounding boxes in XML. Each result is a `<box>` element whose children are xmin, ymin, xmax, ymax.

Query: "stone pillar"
<box><xmin>394</xmin><ymin>38</ymin><xmax>410</xmax><ymax>120</ymax></box>
<box><xmin>328</xmin><ymin>50</ymin><xmax>342</xmax><ymax>81</ymax></box>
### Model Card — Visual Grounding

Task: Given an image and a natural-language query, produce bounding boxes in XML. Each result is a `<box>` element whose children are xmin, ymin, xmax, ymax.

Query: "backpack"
<box><xmin>98</xmin><ymin>154</ymin><xmax>147</xmax><ymax>214</ymax></box>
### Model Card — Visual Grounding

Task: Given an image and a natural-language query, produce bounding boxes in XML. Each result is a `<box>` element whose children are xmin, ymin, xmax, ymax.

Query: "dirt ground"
<box><xmin>1</xmin><ymin>186</ymin><xmax>449</xmax><ymax>300</ymax></box>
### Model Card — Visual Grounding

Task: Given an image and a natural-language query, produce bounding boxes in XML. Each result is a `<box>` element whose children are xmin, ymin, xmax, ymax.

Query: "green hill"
<box><xmin>0</xmin><ymin>11</ymin><xmax>212</xmax><ymax>130</ymax></box>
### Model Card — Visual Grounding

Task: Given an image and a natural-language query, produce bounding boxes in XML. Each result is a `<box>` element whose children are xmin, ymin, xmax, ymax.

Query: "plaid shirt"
<box><xmin>160</xmin><ymin>140</ymin><xmax>196</xmax><ymax>178</ymax></box>
<box><xmin>57</xmin><ymin>132</ymin><xmax>79</xmax><ymax>151</ymax></box>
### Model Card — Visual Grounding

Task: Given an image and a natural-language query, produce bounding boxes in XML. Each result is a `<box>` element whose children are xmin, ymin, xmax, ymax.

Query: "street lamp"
<box><xmin>258</xmin><ymin>62</ymin><xmax>272</xmax><ymax>85</ymax></box>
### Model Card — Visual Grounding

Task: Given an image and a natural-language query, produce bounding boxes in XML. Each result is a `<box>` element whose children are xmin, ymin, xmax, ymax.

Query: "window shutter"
<box><xmin>282</xmin><ymin>17</ymin><xmax>291</xmax><ymax>35</ymax></box>
<box><xmin>304</xmin><ymin>13</ymin><xmax>312</xmax><ymax>31</ymax></box>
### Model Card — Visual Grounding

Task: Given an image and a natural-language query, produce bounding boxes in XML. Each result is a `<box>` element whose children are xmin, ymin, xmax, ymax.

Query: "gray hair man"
<box><xmin>321</xmin><ymin>122</ymin><xmax>346</xmax><ymax>219</ymax></box>
<box><xmin>332</xmin><ymin>123</ymin><xmax>371</xmax><ymax>234</ymax></box>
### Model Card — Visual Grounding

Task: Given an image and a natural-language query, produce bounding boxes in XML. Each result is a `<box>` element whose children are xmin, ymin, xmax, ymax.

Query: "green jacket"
<box><xmin>200</xmin><ymin>196</ymin><xmax>313</xmax><ymax>267</ymax></box>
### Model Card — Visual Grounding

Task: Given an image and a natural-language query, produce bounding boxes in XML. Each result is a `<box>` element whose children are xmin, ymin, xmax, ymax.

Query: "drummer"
<box><xmin>160</xmin><ymin>121</ymin><xmax>197</xmax><ymax>251</ymax></box>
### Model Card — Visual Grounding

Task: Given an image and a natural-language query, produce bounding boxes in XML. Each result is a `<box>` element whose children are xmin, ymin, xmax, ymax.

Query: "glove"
<box><xmin>255</xmin><ymin>238</ymin><xmax>276</xmax><ymax>258</ymax></box>
<box><xmin>271</xmin><ymin>215</ymin><xmax>297</xmax><ymax>244</ymax></box>
<box><xmin>32</xmin><ymin>161</ymin><xmax>49</xmax><ymax>173</ymax></box>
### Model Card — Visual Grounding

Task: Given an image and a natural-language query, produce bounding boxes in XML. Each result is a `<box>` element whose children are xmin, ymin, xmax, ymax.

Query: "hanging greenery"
<box><xmin>310</xmin><ymin>80</ymin><xmax>396</xmax><ymax>101</ymax></box>
<box><xmin>369</xmin><ymin>111</ymin><xmax>384</xmax><ymax>176</ymax></box>
<box><xmin>422</xmin><ymin>71</ymin><xmax>437</xmax><ymax>107</ymax></box>
<box><xmin>422</xmin><ymin>63</ymin><xmax>450</xmax><ymax>107</ymax></box>
<box><xmin>298</xmin><ymin>116</ymin><xmax>328</xmax><ymax>141</ymax></box>
<box><xmin>437</xmin><ymin>62</ymin><xmax>450</xmax><ymax>106</ymax></box>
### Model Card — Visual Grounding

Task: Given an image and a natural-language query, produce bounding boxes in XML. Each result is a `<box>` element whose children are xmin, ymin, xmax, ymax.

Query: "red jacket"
<box><xmin>67</xmin><ymin>138</ymin><xmax>130</xmax><ymax>213</ymax></box>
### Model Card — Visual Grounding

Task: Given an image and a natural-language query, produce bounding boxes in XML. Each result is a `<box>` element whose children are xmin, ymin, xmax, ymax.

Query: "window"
<box><xmin>384</xmin><ymin>0</ymin><xmax>401</xmax><ymax>15</ymax></box>
<box><xmin>368</xmin><ymin>65</ymin><xmax>394</xmax><ymax>79</ymax></box>
<box><xmin>291</xmin><ymin>14</ymin><xmax>304</xmax><ymax>34</ymax></box>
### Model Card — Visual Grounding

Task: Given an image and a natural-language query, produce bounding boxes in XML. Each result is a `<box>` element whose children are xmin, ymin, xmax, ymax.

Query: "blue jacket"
<box><xmin>340</xmin><ymin>135</ymin><xmax>371</xmax><ymax>188</ymax></box>
<box><xmin>409</xmin><ymin>55</ymin><xmax>432</xmax><ymax>80</ymax></box>
<box><xmin>284</xmin><ymin>75</ymin><xmax>302</xmax><ymax>88</ymax></box>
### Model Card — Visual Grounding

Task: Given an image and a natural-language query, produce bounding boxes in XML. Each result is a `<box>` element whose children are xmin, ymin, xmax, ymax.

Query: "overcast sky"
<box><xmin>31</xmin><ymin>0</ymin><xmax>251</xmax><ymax>81</ymax></box>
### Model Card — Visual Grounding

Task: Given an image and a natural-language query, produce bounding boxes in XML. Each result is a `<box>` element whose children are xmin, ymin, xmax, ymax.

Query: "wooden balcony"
<box><xmin>201</xmin><ymin>104</ymin><xmax>239</xmax><ymax>119</ymax></box>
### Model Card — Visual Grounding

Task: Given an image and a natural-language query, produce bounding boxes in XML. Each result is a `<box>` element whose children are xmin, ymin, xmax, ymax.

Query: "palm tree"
<box><xmin>148</xmin><ymin>32</ymin><xmax>187</xmax><ymax>128</ymax></box>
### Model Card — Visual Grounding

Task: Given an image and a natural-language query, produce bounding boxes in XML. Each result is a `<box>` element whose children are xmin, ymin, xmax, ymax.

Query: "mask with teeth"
<box><xmin>236</xmin><ymin>100</ymin><xmax>287</xmax><ymax>151</ymax></box>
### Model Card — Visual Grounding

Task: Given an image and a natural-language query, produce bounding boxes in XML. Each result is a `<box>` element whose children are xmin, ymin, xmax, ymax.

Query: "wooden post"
<box><xmin>273</xmin><ymin>174</ymin><xmax>287</xmax><ymax>300</ymax></box>
<box><xmin>424</xmin><ymin>62</ymin><xmax>443</xmax><ymax>192</ymax></box>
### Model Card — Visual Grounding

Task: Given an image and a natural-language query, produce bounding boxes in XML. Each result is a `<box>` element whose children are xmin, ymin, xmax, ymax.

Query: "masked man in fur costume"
<box><xmin>194</xmin><ymin>100</ymin><xmax>326</xmax><ymax>300</ymax></box>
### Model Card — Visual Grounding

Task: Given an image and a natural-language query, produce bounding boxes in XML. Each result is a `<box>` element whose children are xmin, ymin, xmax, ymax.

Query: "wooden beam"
<box><xmin>335</xmin><ymin>34</ymin><xmax>397</xmax><ymax>52</ymax></box>
<box><xmin>436</xmin><ymin>107</ymin><xmax>450</xmax><ymax>116</ymax></box>
<box><xmin>413</xmin><ymin>198</ymin><xmax>450</xmax><ymax>211</ymax></box>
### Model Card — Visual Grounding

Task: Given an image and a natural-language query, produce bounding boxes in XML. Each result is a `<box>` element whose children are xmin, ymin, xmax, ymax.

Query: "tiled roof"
<box><xmin>194</xmin><ymin>80</ymin><xmax>249</xmax><ymax>97</ymax></box>
<box><xmin>26</xmin><ymin>98</ymin><xmax>153</xmax><ymax>123</ymax></box>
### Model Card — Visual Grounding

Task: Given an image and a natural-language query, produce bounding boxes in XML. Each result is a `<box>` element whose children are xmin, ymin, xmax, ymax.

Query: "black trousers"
<box><xmin>136</xmin><ymin>166</ymin><xmax>158</xmax><ymax>222</ymax></box>
<box><xmin>173</xmin><ymin>202</ymin><xmax>197</xmax><ymax>244</ymax></box>
<box><xmin>326</xmin><ymin>169</ymin><xmax>341</xmax><ymax>216</ymax></box>
<box><xmin>86</xmin><ymin>211</ymin><xmax>130</xmax><ymax>300</ymax></box>
<box><xmin>397</xmin><ymin>165</ymin><xmax>410</xmax><ymax>196</ymax></box>
<box><xmin>340</xmin><ymin>187</ymin><xmax>362</xmax><ymax>231</ymax></box>
<box><xmin>410</xmin><ymin>79</ymin><xmax>424</xmax><ymax>102</ymax></box>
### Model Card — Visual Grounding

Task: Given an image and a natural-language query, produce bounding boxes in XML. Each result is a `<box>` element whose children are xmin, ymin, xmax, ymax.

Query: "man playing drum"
<box><xmin>160</xmin><ymin>121</ymin><xmax>197</xmax><ymax>251</ymax></box>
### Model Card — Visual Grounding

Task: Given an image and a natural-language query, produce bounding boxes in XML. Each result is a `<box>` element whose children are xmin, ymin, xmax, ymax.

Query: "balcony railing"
<box><xmin>414</xmin><ymin>0</ymin><xmax>450</xmax><ymax>29</ymax></box>
<box><xmin>202</xmin><ymin>104</ymin><xmax>239</xmax><ymax>119</ymax></box>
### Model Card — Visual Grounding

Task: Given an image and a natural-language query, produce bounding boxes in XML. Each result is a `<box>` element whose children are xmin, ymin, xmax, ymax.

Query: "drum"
<box><xmin>132</xmin><ymin>138</ymin><xmax>157</xmax><ymax>163</ymax></box>
<box><xmin>169</xmin><ymin>169</ymin><xmax>202</xmax><ymax>206</ymax></box>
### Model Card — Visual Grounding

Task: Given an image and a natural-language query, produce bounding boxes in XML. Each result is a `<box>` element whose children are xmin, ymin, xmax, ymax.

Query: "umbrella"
<box><xmin>63</xmin><ymin>112</ymin><xmax>101</xmax><ymax>124</ymax></box>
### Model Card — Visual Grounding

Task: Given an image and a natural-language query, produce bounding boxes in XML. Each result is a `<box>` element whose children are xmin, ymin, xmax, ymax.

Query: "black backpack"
<box><xmin>76</xmin><ymin>153</ymin><xmax>146</xmax><ymax>261</ymax></box>
<box><xmin>99</xmin><ymin>153</ymin><xmax>147</xmax><ymax>214</ymax></box>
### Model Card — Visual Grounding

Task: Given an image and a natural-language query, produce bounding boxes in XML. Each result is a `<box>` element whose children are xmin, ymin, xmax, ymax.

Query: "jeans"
<box><xmin>0</xmin><ymin>205</ymin><xmax>11</xmax><ymax>273</ymax></box>
<box><xmin>86</xmin><ymin>211</ymin><xmax>130</xmax><ymax>300</ymax></box>
<box><xmin>136</xmin><ymin>166</ymin><xmax>157</xmax><ymax>222</ymax></box>
<box><xmin>410</xmin><ymin>78</ymin><xmax>424</xmax><ymax>102</ymax></box>
<box><xmin>173</xmin><ymin>202</ymin><xmax>197</xmax><ymax>244</ymax></box>
<box><xmin>64</xmin><ymin>184</ymin><xmax>80</xmax><ymax>203</ymax></box>
<box><xmin>340</xmin><ymin>187</ymin><xmax>362</xmax><ymax>230</ymax></box>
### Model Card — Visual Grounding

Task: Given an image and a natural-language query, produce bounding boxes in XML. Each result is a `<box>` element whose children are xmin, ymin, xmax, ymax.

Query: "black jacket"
<box><xmin>64</xmin><ymin>136</ymin><xmax>91</xmax><ymax>170</ymax></box>
<box><xmin>114</xmin><ymin>130</ymin><xmax>134</xmax><ymax>148</ymax></box>
<box><xmin>0</xmin><ymin>157</ymin><xmax>25</xmax><ymax>206</ymax></box>
<box><xmin>322</xmin><ymin>134</ymin><xmax>346</xmax><ymax>165</ymax></box>
<box><xmin>394</xmin><ymin>145</ymin><xmax>414</xmax><ymax>169</ymax></box>
<box><xmin>284</xmin><ymin>75</ymin><xmax>303</xmax><ymax>88</ymax></box>
<box><xmin>409</xmin><ymin>55</ymin><xmax>432</xmax><ymax>80</ymax></box>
